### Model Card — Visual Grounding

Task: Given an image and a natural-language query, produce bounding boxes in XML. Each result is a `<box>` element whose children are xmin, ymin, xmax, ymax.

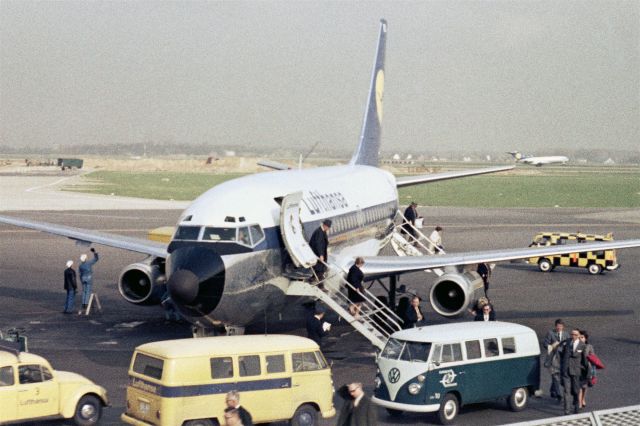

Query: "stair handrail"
<box><xmin>395</xmin><ymin>210</ymin><xmax>445</xmax><ymax>255</ymax></box>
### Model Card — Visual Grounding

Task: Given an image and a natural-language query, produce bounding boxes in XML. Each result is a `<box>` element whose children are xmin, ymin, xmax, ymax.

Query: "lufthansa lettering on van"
<box><xmin>19</xmin><ymin>398</ymin><xmax>49</xmax><ymax>405</ymax></box>
<box><xmin>131</xmin><ymin>377</ymin><xmax>158</xmax><ymax>395</ymax></box>
<box><xmin>438</xmin><ymin>369</ymin><xmax>458</xmax><ymax>388</ymax></box>
<box><xmin>303</xmin><ymin>191</ymin><xmax>349</xmax><ymax>215</ymax></box>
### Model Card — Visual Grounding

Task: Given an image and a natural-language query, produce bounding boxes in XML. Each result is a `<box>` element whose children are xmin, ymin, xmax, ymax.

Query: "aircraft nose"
<box><xmin>166</xmin><ymin>245</ymin><xmax>226</xmax><ymax>316</ymax></box>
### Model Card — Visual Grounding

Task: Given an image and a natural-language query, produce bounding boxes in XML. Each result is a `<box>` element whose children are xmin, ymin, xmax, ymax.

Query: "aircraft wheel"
<box><xmin>437</xmin><ymin>393</ymin><xmax>459</xmax><ymax>425</ymax></box>
<box><xmin>588</xmin><ymin>263</ymin><xmax>602</xmax><ymax>275</ymax></box>
<box><xmin>538</xmin><ymin>258</ymin><xmax>552</xmax><ymax>272</ymax></box>
<box><xmin>507</xmin><ymin>387</ymin><xmax>529</xmax><ymax>411</ymax></box>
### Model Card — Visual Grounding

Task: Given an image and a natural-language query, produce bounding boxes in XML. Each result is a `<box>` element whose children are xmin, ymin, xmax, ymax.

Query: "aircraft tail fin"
<box><xmin>349</xmin><ymin>19</ymin><xmax>387</xmax><ymax>167</ymax></box>
<box><xmin>508</xmin><ymin>151</ymin><xmax>523</xmax><ymax>161</ymax></box>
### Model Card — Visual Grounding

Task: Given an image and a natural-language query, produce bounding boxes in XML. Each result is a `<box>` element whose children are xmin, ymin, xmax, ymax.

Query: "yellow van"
<box><xmin>121</xmin><ymin>335</ymin><xmax>336</xmax><ymax>426</ymax></box>
<box><xmin>527</xmin><ymin>232</ymin><xmax>619</xmax><ymax>275</ymax></box>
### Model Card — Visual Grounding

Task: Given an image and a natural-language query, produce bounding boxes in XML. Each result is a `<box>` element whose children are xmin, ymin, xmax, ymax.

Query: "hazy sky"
<box><xmin>1</xmin><ymin>0</ymin><xmax>638</xmax><ymax>153</ymax></box>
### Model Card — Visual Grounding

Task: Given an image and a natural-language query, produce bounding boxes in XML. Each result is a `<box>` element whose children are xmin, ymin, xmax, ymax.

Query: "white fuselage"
<box><xmin>518</xmin><ymin>156</ymin><xmax>569</xmax><ymax>166</ymax></box>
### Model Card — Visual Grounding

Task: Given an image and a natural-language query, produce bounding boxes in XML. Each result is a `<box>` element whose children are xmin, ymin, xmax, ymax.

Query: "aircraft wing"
<box><xmin>0</xmin><ymin>215</ymin><xmax>168</xmax><ymax>258</ymax></box>
<box><xmin>361</xmin><ymin>239</ymin><xmax>640</xmax><ymax>277</ymax></box>
<box><xmin>395</xmin><ymin>165</ymin><xmax>514</xmax><ymax>188</ymax></box>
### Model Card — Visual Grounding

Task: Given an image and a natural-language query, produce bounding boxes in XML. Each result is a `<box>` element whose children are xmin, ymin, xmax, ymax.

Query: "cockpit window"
<box><xmin>174</xmin><ymin>226</ymin><xmax>201</xmax><ymax>240</ymax></box>
<box><xmin>203</xmin><ymin>227</ymin><xmax>237</xmax><ymax>242</ymax></box>
<box><xmin>249</xmin><ymin>225</ymin><xmax>265</xmax><ymax>245</ymax></box>
<box><xmin>237</xmin><ymin>227</ymin><xmax>251</xmax><ymax>246</ymax></box>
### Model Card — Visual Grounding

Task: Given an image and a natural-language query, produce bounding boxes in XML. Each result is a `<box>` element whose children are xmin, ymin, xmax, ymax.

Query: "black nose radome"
<box><xmin>166</xmin><ymin>245</ymin><xmax>226</xmax><ymax>317</ymax></box>
<box><xmin>168</xmin><ymin>269</ymin><xmax>199</xmax><ymax>304</ymax></box>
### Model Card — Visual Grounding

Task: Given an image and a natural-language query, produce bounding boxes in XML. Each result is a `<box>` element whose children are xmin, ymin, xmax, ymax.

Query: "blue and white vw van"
<box><xmin>372</xmin><ymin>322</ymin><xmax>540</xmax><ymax>425</ymax></box>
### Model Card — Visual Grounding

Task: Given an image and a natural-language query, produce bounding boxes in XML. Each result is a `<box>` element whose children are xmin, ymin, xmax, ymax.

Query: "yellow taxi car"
<box><xmin>121</xmin><ymin>334</ymin><xmax>336</xmax><ymax>426</ymax></box>
<box><xmin>0</xmin><ymin>343</ymin><xmax>109</xmax><ymax>425</ymax></box>
<box><xmin>527</xmin><ymin>232</ymin><xmax>619</xmax><ymax>275</ymax></box>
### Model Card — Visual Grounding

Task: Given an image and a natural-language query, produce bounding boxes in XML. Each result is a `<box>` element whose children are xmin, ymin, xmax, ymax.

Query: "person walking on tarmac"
<box><xmin>79</xmin><ymin>248</ymin><xmax>99</xmax><ymax>312</ymax></box>
<box><xmin>308</xmin><ymin>219</ymin><xmax>331</xmax><ymax>281</ymax></box>
<box><xmin>63</xmin><ymin>260</ymin><xmax>77</xmax><ymax>314</ymax></box>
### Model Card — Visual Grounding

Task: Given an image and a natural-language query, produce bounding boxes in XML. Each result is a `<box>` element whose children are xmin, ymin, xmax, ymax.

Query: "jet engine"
<box><xmin>118</xmin><ymin>257</ymin><xmax>166</xmax><ymax>305</ymax></box>
<box><xmin>429</xmin><ymin>270</ymin><xmax>485</xmax><ymax>317</ymax></box>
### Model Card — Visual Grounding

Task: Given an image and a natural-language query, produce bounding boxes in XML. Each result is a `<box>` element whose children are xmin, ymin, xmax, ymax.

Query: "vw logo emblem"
<box><xmin>388</xmin><ymin>368</ymin><xmax>401</xmax><ymax>384</ymax></box>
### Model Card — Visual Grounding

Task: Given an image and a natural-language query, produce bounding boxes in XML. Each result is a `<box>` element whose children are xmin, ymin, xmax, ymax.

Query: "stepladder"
<box><xmin>79</xmin><ymin>293</ymin><xmax>102</xmax><ymax>315</ymax></box>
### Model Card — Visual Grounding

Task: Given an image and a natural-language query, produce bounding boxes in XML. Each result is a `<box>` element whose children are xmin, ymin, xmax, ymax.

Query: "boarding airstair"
<box><xmin>279</xmin><ymin>192</ymin><xmax>402</xmax><ymax>350</ymax></box>
<box><xmin>390</xmin><ymin>211</ymin><xmax>446</xmax><ymax>277</ymax></box>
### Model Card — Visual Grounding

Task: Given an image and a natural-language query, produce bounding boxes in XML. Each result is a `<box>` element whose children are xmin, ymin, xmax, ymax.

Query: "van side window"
<box><xmin>42</xmin><ymin>366</ymin><xmax>53</xmax><ymax>381</ymax></box>
<box><xmin>502</xmin><ymin>337</ymin><xmax>516</xmax><ymax>355</ymax></box>
<box><xmin>292</xmin><ymin>352</ymin><xmax>323</xmax><ymax>372</ymax></box>
<box><xmin>266</xmin><ymin>354</ymin><xmax>286</xmax><ymax>374</ymax></box>
<box><xmin>238</xmin><ymin>355</ymin><xmax>261</xmax><ymax>377</ymax></box>
<box><xmin>484</xmin><ymin>338</ymin><xmax>499</xmax><ymax>357</ymax></box>
<box><xmin>0</xmin><ymin>366</ymin><xmax>14</xmax><ymax>386</ymax></box>
<box><xmin>314</xmin><ymin>351</ymin><xmax>328</xmax><ymax>369</ymax></box>
<box><xmin>210</xmin><ymin>357</ymin><xmax>234</xmax><ymax>379</ymax></box>
<box><xmin>465</xmin><ymin>340</ymin><xmax>482</xmax><ymax>360</ymax></box>
<box><xmin>133</xmin><ymin>354</ymin><xmax>164</xmax><ymax>380</ymax></box>
<box><xmin>439</xmin><ymin>344</ymin><xmax>462</xmax><ymax>363</ymax></box>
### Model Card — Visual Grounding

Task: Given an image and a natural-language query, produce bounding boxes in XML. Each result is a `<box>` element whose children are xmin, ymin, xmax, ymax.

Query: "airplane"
<box><xmin>1</xmin><ymin>20</ymin><xmax>639</xmax><ymax>337</ymax></box>
<box><xmin>508</xmin><ymin>151</ymin><xmax>569</xmax><ymax>166</ymax></box>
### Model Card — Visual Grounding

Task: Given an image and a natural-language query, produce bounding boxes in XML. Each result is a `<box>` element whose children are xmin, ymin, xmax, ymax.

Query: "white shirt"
<box><xmin>572</xmin><ymin>339</ymin><xmax>579</xmax><ymax>352</ymax></box>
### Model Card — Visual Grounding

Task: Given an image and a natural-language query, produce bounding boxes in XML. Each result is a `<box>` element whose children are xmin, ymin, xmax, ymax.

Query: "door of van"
<box><xmin>16</xmin><ymin>364</ymin><xmax>58</xmax><ymax>420</ymax></box>
<box><xmin>236</xmin><ymin>353</ymin><xmax>291</xmax><ymax>422</ymax></box>
<box><xmin>428</xmin><ymin>343</ymin><xmax>469</xmax><ymax>404</ymax></box>
<box><xmin>290</xmin><ymin>351</ymin><xmax>331</xmax><ymax>414</ymax></box>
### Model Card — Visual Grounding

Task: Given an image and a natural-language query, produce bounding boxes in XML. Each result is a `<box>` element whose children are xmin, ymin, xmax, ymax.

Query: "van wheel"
<box><xmin>290</xmin><ymin>403</ymin><xmax>317</xmax><ymax>426</ymax></box>
<box><xmin>538</xmin><ymin>258</ymin><xmax>552</xmax><ymax>272</ymax></box>
<box><xmin>73</xmin><ymin>395</ymin><xmax>102</xmax><ymax>426</ymax></box>
<box><xmin>437</xmin><ymin>393</ymin><xmax>459</xmax><ymax>425</ymax></box>
<box><xmin>587</xmin><ymin>264</ymin><xmax>602</xmax><ymax>275</ymax></box>
<box><xmin>386</xmin><ymin>408</ymin><xmax>403</xmax><ymax>417</ymax></box>
<box><xmin>508</xmin><ymin>387</ymin><xmax>529</xmax><ymax>411</ymax></box>
<box><xmin>183</xmin><ymin>420</ymin><xmax>216</xmax><ymax>426</ymax></box>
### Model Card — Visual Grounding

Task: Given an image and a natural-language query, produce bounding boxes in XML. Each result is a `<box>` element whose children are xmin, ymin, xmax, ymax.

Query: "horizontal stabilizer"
<box><xmin>257</xmin><ymin>160</ymin><xmax>291</xmax><ymax>171</ymax></box>
<box><xmin>395</xmin><ymin>165</ymin><xmax>514</xmax><ymax>188</ymax></box>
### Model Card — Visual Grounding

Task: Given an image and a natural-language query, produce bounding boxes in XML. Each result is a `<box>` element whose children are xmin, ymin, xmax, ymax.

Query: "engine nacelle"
<box><xmin>118</xmin><ymin>257</ymin><xmax>166</xmax><ymax>305</ymax></box>
<box><xmin>429</xmin><ymin>271</ymin><xmax>485</xmax><ymax>317</ymax></box>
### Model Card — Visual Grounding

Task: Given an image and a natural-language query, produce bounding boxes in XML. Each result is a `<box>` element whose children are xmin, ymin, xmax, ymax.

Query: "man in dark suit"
<box><xmin>402</xmin><ymin>202</ymin><xmax>418</xmax><ymax>240</ymax></box>
<box><xmin>308</xmin><ymin>219</ymin><xmax>331</xmax><ymax>280</ymax></box>
<box><xmin>560</xmin><ymin>328</ymin><xmax>590</xmax><ymax>414</ymax></box>
<box><xmin>336</xmin><ymin>382</ymin><xmax>377</xmax><ymax>426</ymax></box>
<box><xmin>404</xmin><ymin>295</ymin><xmax>425</xmax><ymax>328</ymax></box>
<box><xmin>224</xmin><ymin>390</ymin><xmax>253</xmax><ymax>426</ymax></box>
<box><xmin>543</xmin><ymin>319</ymin><xmax>567</xmax><ymax>401</ymax></box>
<box><xmin>473</xmin><ymin>303</ymin><xmax>496</xmax><ymax>321</ymax></box>
<box><xmin>63</xmin><ymin>260</ymin><xmax>77</xmax><ymax>314</ymax></box>
<box><xmin>306</xmin><ymin>306</ymin><xmax>329</xmax><ymax>348</ymax></box>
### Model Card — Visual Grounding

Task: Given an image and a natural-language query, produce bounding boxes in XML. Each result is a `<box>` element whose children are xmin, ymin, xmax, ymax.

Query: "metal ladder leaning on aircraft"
<box><xmin>390</xmin><ymin>211</ymin><xmax>445</xmax><ymax>277</ymax></box>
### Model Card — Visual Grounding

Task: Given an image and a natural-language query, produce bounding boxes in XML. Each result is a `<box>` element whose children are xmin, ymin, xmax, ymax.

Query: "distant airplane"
<box><xmin>1</xmin><ymin>20</ymin><xmax>638</xmax><ymax>344</ymax></box>
<box><xmin>508</xmin><ymin>151</ymin><xmax>569</xmax><ymax>166</ymax></box>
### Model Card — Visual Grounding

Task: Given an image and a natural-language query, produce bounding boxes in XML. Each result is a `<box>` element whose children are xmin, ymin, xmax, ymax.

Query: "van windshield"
<box><xmin>380</xmin><ymin>338</ymin><xmax>404</xmax><ymax>360</ymax></box>
<box><xmin>400</xmin><ymin>341</ymin><xmax>431</xmax><ymax>362</ymax></box>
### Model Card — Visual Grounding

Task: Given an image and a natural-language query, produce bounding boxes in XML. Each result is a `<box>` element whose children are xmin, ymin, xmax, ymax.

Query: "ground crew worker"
<box><xmin>63</xmin><ymin>260</ymin><xmax>77</xmax><ymax>314</ymax></box>
<box><xmin>79</xmin><ymin>248</ymin><xmax>99</xmax><ymax>311</ymax></box>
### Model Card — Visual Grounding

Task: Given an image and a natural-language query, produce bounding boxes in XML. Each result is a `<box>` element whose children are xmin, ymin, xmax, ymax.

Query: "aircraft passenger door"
<box><xmin>280</xmin><ymin>192</ymin><xmax>318</xmax><ymax>268</ymax></box>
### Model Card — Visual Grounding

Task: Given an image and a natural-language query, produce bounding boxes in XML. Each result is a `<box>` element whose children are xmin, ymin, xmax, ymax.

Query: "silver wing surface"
<box><xmin>0</xmin><ymin>215</ymin><xmax>168</xmax><ymax>258</ymax></box>
<box><xmin>361</xmin><ymin>239</ymin><xmax>640</xmax><ymax>277</ymax></box>
<box><xmin>395</xmin><ymin>165</ymin><xmax>514</xmax><ymax>188</ymax></box>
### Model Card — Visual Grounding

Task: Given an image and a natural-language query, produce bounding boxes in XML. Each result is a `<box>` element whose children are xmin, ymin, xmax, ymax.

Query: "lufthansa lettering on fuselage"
<box><xmin>303</xmin><ymin>191</ymin><xmax>349</xmax><ymax>215</ymax></box>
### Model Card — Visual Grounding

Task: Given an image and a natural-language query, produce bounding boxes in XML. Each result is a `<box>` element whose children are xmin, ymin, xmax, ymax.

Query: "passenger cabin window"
<box><xmin>484</xmin><ymin>338</ymin><xmax>500</xmax><ymax>357</ymax></box>
<box><xmin>18</xmin><ymin>365</ymin><xmax>43</xmax><ymax>384</ymax></box>
<box><xmin>292</xmin><ymin>352</ymin><xmax>324</xmax><ymax>372</ymax></box>
<box><xmin>0</xmin><ymin>366</ymin><xmax>14</xmax><ymax>386</ymax></box>
<box><xmin>133</xmin><ymin>354</ymin><xmax>164</xmax><ymax>380</ymax></box>
<box><xmin>400</xmin><ymin>341</ymin><xmax>431</xmax><ymax>362</ymax></box>
<box><xmin>465</xmin><ymin>340</ymin><xmax>482</xmax><ymax>360</ymax></box>
<box><xmin>238</xmin><ymin>355</ymin><xmax>261</xmax><ymax>377</ymax></box>
<box><xmin>266</xmin><ymin>354</ymin><xmax>285</xmax><ymax>374</ymax></box>
<box><xmin>211</xmin><ymin>357</ymin><xmax>234</xmax><ymax>379</ymax></box>
<box><xmin>203</xmin><ymin>227</ymin><xmax>236</xmax><ymax>242</ymax></box>
<box><xmin>174</xmin><ymin>226</ymin><xmax>201</xmax><ymax>240</ymax></box>
<box><xmin>502</xmin><ymin>337</ymin><xmax>516</xmax><ymax>355</ymax></box>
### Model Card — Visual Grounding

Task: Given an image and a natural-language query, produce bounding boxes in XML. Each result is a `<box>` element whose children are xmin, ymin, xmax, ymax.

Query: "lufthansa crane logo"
<box><xmin>375</xmin><ymin>69</ymin><xmax>384</xmax><ymax>123</ymax></box>
<box><xmin>438</xmin><ymin>369</ymin><xmax>458</xmax><ymax>388</ymax></box>
<box><xmin>388</xmin><ymin>368</ymin><xmax>400</xmax><ymax>384</ymax></box>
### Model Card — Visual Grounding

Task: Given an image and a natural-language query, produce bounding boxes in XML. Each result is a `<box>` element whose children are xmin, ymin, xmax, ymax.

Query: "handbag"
<box><xmin>587</xmin><ymin>353</ymin><xmax>605</xmax><ymax>369</ymax></box>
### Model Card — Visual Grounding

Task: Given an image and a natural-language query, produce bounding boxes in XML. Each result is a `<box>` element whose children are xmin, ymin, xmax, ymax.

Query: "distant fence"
<box><xmin>502</xmin><ymin>404</ymin><xmax>640</xmax><ymax>426</ymax></box>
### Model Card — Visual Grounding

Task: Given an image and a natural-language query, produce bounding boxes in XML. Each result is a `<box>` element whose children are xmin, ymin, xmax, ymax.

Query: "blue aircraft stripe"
<box><xmin>129</xmin><ymin>376</ymin><xmax>292</xmax><ymax>398</ymax></box>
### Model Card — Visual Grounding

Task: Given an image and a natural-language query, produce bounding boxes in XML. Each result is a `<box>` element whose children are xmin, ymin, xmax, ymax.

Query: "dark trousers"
<box><xmin>64</xmin><ymin>289</ymin><xmax>76</xmax><ymax>313</ymax></box>
<box><xmin>562</xmin><ymin>374</ymin><xmax>581</xmax><ymax>413</ymax></box>
<box><xmin>550</xmin><ymin>372</ymin><xmax>562</xmax><ymax>399</ymax></box>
